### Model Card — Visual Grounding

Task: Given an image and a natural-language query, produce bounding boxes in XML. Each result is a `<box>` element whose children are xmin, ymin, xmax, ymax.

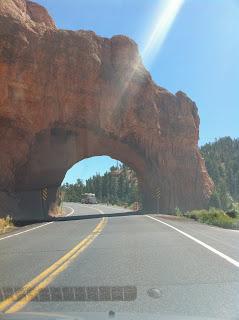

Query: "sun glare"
<box><xmin>142</xmin><ymin>0</ymin><xmax>185</xmax><ymax>64</ymax></box>
<box><xmin>108</xmin><ymin>0</ymin><xmax>185</xmax><ymax>115</ymax></box>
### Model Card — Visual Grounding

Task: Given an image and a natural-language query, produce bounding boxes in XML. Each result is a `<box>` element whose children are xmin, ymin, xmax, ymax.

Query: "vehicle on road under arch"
<box><xmin>81</xmin><ymin>193</ymin><xmax>98</xmax><ymax>204</ymax></box>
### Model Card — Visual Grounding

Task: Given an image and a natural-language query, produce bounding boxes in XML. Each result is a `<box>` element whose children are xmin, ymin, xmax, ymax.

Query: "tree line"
<box><xmin>60</xmin><ymin>164</ymin><xmax>141</xmax><ymax>206</ymax></box>
<box><xmin>201</xmin><ymin>137</ymin><xmax>239</xmax><ymax>210</ymax></box>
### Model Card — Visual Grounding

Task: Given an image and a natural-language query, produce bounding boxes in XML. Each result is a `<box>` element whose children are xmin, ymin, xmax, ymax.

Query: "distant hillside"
<box><xmin>201</xmin><ymin>137</ymin><xmax>239</xmax><ymax>209</ymax></box>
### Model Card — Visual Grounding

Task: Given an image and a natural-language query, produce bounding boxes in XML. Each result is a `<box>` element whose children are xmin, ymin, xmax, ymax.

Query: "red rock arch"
<box><xmin>0</xmin><ymin>0</ymin><xmax>214</xmax><ymax>220</ymax></box>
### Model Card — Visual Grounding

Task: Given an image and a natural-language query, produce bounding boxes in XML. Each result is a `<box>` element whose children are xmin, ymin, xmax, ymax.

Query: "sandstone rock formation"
<box><xmin>0</xmin><ymin>0</ymin><xmax>214</xmax><ymax>220</ymax></box>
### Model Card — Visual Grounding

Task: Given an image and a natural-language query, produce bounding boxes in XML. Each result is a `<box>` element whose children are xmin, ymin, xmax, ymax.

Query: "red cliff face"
<box><xmin>0</xmin><ymin>0</ymin><xmax>214</xmax><ymax>220</ymax></box>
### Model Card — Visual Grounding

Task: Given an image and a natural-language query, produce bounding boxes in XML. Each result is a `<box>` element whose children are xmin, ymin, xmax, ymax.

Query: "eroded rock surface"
<box><xmin>0</xmin><ymin>0</ymin><xmax>214</xmax><ymax>220</ymax></box>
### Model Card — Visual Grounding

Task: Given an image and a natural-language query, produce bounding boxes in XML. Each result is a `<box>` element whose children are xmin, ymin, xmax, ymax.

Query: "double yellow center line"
<box><xmin>0</xmin><ymin>217</ymin><xmax>107</xmax><ymax>313</ymax></box>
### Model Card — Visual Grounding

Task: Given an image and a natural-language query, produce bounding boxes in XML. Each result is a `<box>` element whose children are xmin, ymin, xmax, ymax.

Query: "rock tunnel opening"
<box><xmin>9</xmin><ymin>126</ymin><xmax>157</xmax><ymax>222</ymax></box>
<box><xmin>0</xmin><ymin>121</ymin><xmax>211</xmax><ymax>222</ymax></box>
<box><xmin>57</xmin><ymin>156</ymin><xmax>143</xmax><ymax>214</ymax></box>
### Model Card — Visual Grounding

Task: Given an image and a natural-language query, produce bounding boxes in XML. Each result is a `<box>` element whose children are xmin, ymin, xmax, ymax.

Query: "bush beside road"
<box><xmin>177</xmin><ymin>207</ymin><xmax>239</xmax><ymax>230</ymax></box>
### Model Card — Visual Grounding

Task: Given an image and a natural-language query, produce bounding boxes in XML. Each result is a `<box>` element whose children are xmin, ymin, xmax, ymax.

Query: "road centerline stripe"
<box><xmin>146</xmin><ymin>215</ymin><xmax>239</xmax><ymax>269</ymax></box>
<box><xmin>0</xmin><ymin>209</ymin><xmax>107</xmax><ymax>313</ymax></box>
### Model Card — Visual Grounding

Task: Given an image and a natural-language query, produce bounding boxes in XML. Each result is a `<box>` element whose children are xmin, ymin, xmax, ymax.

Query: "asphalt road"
<box><xmin>0</xmin><ymin>203</ymin><xmax>239</xmax><ymax>319</ymax></box>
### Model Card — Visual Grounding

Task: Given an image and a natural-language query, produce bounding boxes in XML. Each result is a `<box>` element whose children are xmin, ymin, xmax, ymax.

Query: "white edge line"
<box><xmin>0</xmin><ymin>222</ymin><xmax>53</xmax><ymax>241</ymax></box>
<box><xmin>146</xmin><ymin>215</ymin><xmax>239</xmax><ymax>269</ymax></box>
<box><xmin>63</xmin><ymin>206</ymin><xmax>75</xmax><ymax>217</ymax></box>
<box><xmin>0</xmin><ymin>206</ymin><xmax>75</xmax><ymax>242</ymax></box>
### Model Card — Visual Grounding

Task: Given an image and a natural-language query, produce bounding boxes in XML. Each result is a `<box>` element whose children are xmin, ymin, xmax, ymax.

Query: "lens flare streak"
<box><xmin>142</xmin><ymin>0</ymin><xmax>185</xmax><ymax>64</ymax></box>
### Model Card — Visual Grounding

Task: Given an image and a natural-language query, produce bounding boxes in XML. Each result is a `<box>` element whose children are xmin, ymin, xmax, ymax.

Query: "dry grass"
<box><xmin>49</xmin><ymin>203</ymin><xmax>64</xmax><ymax>217</ymax></box>
<box><xmin>0</xmin><ymin>216</ymin><xmax>14</xmax><ymax>234</ymax></box>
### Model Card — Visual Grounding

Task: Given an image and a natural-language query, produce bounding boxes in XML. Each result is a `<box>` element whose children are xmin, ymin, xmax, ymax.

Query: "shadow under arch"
<box><xmin>14</xmin><ymin>125</ymin><xmax>157</xmax><ymax>221</ymax></box>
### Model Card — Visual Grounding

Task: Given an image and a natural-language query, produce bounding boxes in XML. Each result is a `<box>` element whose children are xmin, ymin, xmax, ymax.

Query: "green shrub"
<box><xmin>184</xmin><ymin>208</ymin><xmax>239</xmax><ymax>229</ymax></box>
<box><xmin>174</xmin><ymin>207</ymin><xmax>183</xmax><ymax>216</ymax></box>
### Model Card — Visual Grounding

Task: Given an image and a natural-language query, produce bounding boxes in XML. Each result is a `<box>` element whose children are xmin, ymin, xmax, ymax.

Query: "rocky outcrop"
<box><xmin>0</xmin><ymin>0</ymin><xmax>214</xmax><ymax>220</ymax></box>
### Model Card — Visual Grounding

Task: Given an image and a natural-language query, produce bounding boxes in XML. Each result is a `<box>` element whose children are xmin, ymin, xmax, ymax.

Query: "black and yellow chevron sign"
<box><xmin>41</xmin><ymin>188</ymin><xmax>48</xmax><ymax>201</ymax></box>
<box><xmin>153</xmin><ymin>187</ymin><xmax>161</xmax><ymax>199</ymax></box>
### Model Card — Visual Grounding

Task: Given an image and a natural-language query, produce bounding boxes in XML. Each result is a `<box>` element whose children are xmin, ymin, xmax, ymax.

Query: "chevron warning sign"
<box><xmin>153</xmin><ymin>187</ymin><xmax>161</xmax><ymax>199</ymax></box>
<box><xmin>41</xmin><ymin>188</ymin><xmax>48</xmax><ymax>201</ymax></box>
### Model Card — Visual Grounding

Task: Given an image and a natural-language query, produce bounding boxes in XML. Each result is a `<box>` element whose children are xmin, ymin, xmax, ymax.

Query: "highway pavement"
<box><xmin>0</xmin><ymin>203</ymin><xmax>239</xmax><ymax>319</ymax></box>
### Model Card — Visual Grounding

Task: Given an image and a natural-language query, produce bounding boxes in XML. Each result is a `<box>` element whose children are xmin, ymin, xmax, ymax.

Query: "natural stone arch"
<box><xmin>14</xmin><ymin>126</ymin><xmax>149</xmax><ymax>216</ymax></box>
<box><xmin>0</xmin><ymin>0</ymin><xmax>214</xmax><ymax>220</ymax></box>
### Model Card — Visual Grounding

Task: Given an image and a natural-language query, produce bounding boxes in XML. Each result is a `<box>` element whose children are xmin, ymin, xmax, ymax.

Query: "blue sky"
<box><xmin>35</xmin><ymin>0</ymin><xmax>239</xmax><ymax>184</ymax></box>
